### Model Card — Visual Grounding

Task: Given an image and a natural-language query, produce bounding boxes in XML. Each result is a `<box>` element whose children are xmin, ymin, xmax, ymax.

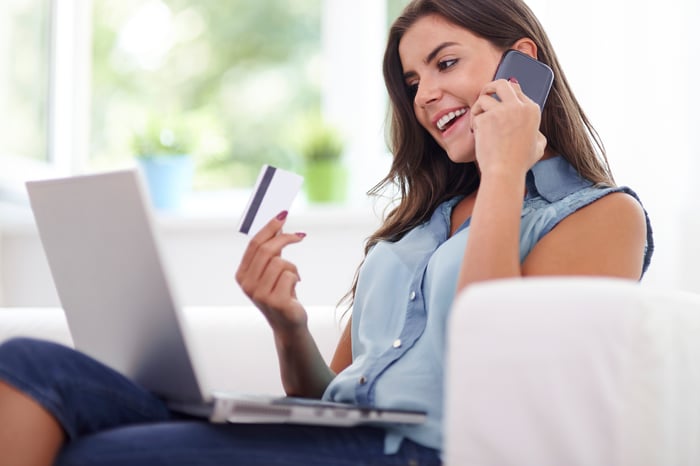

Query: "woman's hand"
<box><xmin>470</xmin><ymin>78</ymin><xmax>547</xmax><ymax>180</ymax></box>
<box><xmin>236</xmin><ymin>211</ymin><xmax>337</xmax><ymax>398</ymax></box>
<box><xmin>235</xmin><ymin>211</ymin><xmax>307</xmax><ymax>334</ymax></box>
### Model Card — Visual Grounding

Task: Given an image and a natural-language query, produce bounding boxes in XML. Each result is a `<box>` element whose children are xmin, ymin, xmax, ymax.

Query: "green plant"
<box><xmin>298</xmin><ymin>117</ymin><xmax>344</xmax><ymax>165</ymax></box>
<box><xmin>131</xmin><ymin>115</ymin><xmax>194</xmax><ymax>158</ymax></box>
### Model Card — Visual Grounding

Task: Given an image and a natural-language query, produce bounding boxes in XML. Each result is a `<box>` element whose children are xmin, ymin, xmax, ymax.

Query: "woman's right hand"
<box><xmin>470</xmin><ymin>78</ymin><xmax>546</xmax><ymax>180</ymax></box>
<box><xmin>236</xmin><ymin>212</ymin><xmax>336</xmax><ymax>398</ymax></box>
<box><xmin>235</xmin><ymin>211</ymin><xmax>307</xmax><ymax>334</ymax></box>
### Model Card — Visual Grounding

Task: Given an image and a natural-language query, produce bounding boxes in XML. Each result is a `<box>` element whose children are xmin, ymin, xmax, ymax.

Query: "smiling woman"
<box><xmin>0</xmin><ymin>1</ymin><xmax>669</xmax><ymax>465</ymax></box>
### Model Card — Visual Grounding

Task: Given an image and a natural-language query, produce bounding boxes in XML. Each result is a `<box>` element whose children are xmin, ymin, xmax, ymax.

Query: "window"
<box><xmin>0</xmin><ymin>0</ymin><xmax>51</xmax><ymax>197</ymax></box>
<box><xmin>387</xmin><ymin>0</ymin><xmax>410</xmax><ymax>25</ymax></box>
<box><xmin>0</xmin><ymin>0</ymin><xmax>50</xmax><ymax>163</ymax></box>
<box><xmin>1</xmin><ymin>1</ymin><xmax>395</xmax><ymax>204</ymax></box>
<box><xmin>90</xmin><ymin>0</ymin><xmax>323</xmax><ymax>190</ymax></box>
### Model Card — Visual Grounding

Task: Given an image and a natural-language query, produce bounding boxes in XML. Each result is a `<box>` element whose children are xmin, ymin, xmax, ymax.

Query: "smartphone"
<box><xmin>493</xmin><ymin>50</ymin><xmax>554</xmax><ymax>112</ymax></box>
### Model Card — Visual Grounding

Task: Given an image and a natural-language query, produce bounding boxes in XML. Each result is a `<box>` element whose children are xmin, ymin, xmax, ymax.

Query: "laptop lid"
<box><xmin>26</xmin><ymin>169</ymin><xmax>205</xmax><ymax>403</ymax></box>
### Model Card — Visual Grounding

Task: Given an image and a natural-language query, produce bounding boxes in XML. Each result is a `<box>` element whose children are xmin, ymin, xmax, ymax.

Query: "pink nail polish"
<box><xmin>508</xmin><ymin>76</ymin><xmax>519</xmax><ymax>84</ymax></box>
<box><xmin>276</xmin><ymin>211</ymin><xmax>288</xmax><ymax>221</ymax></box>
<box><xmin>295</xmin><ymin>232</ymin><xmax>307</xmax><ymax>238</ymax></box>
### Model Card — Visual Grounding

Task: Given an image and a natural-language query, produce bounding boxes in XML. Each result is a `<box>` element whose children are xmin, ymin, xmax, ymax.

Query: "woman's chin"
<box><xmin>445</xmin><ymin>147</ymin><xmax>476</xmax><ymax>165</ymax></box>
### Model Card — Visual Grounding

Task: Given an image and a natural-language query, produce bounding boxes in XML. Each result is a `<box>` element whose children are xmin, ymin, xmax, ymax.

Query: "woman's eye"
<box><xmin>407</xmin><ymin>83</ymin><xmax>419</xmax><ymax>98</ymax></box>
<box><xmin>438</xmin><ymin>58</ymin><xmax>457</xmax><ymax>71</ymax></box>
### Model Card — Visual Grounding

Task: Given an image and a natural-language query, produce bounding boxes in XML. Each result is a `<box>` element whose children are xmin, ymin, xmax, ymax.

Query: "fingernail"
<box><xmin>276</xmin><ymin>210</ymin><xmax>288</xmax><ymax>221</ymax></box>
<box><xmin>295</xmin><ymin>232</ymin><xmax>306</xmax><ymax>238</ymax></box>
<box><xmin>508</xmin><ymin>76</ymin><xmax>519</xmax><ymax>84</ymax></box>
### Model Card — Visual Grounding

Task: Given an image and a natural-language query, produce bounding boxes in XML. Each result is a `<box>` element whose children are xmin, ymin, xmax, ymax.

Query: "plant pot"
<box><xmin>304</xmin><ymin>162</ymin><xmax>348</xmax><ymax>203</ymax></box>
<box><xmin>137</xmin><ymin>154</ymin><xmax>194</xmax><ymax>211</ymax></box>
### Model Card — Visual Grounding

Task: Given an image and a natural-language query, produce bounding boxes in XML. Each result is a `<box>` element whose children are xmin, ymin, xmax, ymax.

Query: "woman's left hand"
<box><xmin>470</xmin><ymin>78</ymin><xmax>547</xmax><ymax>180</ymax></box>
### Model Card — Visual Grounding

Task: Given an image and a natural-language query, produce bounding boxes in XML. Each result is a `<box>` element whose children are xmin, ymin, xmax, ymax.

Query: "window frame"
<box><xmin>0</xmin><ymin>0</ymin><xmax>91</xmax><ymax>201</ymax></box>
<box><xmin>48</xmin><ymin>0</ymin><xmax>92</xmax><ymax>176</ymax></box>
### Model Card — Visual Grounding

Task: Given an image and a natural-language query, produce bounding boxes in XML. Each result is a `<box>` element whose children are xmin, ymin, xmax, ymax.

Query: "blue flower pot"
<box><xmin>137</xmin><ymin>154</ymin><xmax>193</xmax><ymax>211</ymax></box>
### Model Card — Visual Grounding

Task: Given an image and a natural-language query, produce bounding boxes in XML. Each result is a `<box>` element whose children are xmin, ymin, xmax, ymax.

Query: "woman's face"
<box><xmin>398</xmin><ymin>14</ymin><xmax>504</xmax><ymax>163</ymax></box>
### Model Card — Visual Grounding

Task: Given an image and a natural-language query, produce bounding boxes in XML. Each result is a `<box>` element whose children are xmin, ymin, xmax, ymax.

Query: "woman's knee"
<box><xmin>0</xmin><ymin>336</ymin><xmax>69</xmax><ymax>358</ymax></box>
<box><xmin>0</xmin><ymin>337</ymin><xmax>78</xmax><ymax>381</ymax></box>
<box><xmin>0</xmin><ymin>336</ymin><xmax>172</xmax><ymax>441</ymax></box>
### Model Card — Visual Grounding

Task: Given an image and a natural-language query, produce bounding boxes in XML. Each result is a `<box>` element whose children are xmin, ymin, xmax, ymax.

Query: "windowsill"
<box><xmin>0</xmin><ymin>189</ymin><xmax>387</xmax><ymax>234</ymax></box>
<box><xmin>0</xmin><ymin>187</ymin><xmax>384</xmax><ymax>308</ymax></box>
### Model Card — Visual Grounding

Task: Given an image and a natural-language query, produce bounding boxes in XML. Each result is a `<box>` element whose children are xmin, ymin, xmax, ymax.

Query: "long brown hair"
<box><xmin>344</xmin><ymin>0</ymin><xmax>614</xmax><ymax>307</ymax></box>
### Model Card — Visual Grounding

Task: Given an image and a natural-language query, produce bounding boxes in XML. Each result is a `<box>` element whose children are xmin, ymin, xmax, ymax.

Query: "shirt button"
<box><xmin>359</xmin><ymin>376</ymin><xmax>367</xmax><ymax>385</ymax></box>
<box><xmin>393</xmin><ymin>339</ymin><xmax>402</xmax><ymax>348</ymax></box>
<box><xmin>409</xmin><ymin>291</ymin><xmax>416</xmax><ymax>300</ymax></box>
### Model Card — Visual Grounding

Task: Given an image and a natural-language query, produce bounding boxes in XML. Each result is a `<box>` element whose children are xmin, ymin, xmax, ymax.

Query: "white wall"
<box><xmin>679</xmin><ymin>0</ymin><xmax>700</xmax><ymax>291</ymax></box>
<box><xmin>526</xmin><ymin>0</ymin><xmax>698</xmax><ymax>291</ymax></box>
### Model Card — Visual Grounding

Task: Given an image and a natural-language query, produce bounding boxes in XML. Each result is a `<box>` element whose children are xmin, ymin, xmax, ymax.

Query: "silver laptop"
<box><xmin>25</xmin><ymin>169</ymin><xmax>426</xmax><ymax>426</ymax></box>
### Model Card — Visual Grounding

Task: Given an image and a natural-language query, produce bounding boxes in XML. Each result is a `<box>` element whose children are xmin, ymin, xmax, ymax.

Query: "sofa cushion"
<box><xmin>0</xmin><ymin>306</ymin><xmax>342</xmax><ymax>396</ymax></box>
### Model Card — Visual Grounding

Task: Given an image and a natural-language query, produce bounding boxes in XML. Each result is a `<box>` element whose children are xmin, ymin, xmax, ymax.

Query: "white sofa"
<box><xmin>0</xmin><ymin>305</ymin><xmax>343</xmax><ymax>396</ymax></box>
<box><xmin>2</xmin><ymin>277</ymin><xmax>700</xmax><ymax>465</ymax></box>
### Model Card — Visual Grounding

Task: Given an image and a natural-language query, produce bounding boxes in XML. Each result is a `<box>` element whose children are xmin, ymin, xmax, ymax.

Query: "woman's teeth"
<box><xmin>437</xmin><ymin>108</ymin><xmax>467</xmax><ymax>132</ymax></box>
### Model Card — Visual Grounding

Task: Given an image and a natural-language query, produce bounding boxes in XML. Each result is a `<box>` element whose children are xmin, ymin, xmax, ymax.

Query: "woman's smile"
<box><xmin>436</xmin><ymin>107</ymin><xmax>468</xmax><ymax>132</ymax></box>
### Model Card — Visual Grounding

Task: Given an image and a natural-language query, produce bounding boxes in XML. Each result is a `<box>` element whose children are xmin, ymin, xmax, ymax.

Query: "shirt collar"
<box><xmin>526</xmin><ymin>155</ymin><xmax>593</xmax><ymax>203</ymax></box>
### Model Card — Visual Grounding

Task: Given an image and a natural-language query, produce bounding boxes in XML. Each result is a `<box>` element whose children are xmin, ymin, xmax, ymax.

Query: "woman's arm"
<box><xmin>458</xmin><ymin>79</ymin><xmax>647</xmax><ymax>290</ymax></box>
<box><xmin>458</xmin><ymin>78</ymin><xmax>545</xmax><ymax>288</ymax></box>
<box><xmin>457</xmin><ymin>167</ymin><xmax>526</xmax><ymax>286</ymax></box>
<box><xmin>458</xmin><ymin>164</ymin><xmax>647</xmax><ymax>289</ymax></box>
<box><xmin>330</xmin><ymin>319</ymin><xmax>353</xmax><ymax>374</ymax></box>
<box><xmin>235</xmin><ymin>212</ymin><xmax>335</xmax><ymax>398</ymax></box>
<box><xmin>272</xmin><ymin>324</ymin><xmax>337</xmax><ymax>398</ymax></box>
<box><xmin>521</xmin><ymin>192</ymin><xmax>646</xmax><ymax>278</ymax></box>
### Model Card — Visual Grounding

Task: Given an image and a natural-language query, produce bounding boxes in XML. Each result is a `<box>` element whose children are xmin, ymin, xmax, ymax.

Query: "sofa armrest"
<box><xmin>444</xmin><ymin>277</ymin><xmax>700</xmax><ymax>466</ymax></box>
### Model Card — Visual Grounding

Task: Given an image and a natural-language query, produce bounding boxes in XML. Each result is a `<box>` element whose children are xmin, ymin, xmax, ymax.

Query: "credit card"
<box><xmin>238</xmin><ymin>165</ymin><xmax>303</xmax><ymax>236</ymax></box>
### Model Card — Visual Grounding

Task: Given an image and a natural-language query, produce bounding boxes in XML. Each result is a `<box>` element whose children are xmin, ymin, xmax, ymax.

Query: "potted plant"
<box><xmin>298</xmin><ymin>117</ymin><xmax>347</xmax><ymax>203</ymax></box>
<box><xmin>132</xmin><ymin>115</ymin><xmax>195</xmax><ymax>211</ymax></box>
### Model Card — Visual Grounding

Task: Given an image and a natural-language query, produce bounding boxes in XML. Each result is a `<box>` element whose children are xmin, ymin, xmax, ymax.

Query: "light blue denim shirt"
<box><xmin>322</xmin><ymin>155</ymin><xmax>654</xmax><ymax>454</ymax></box>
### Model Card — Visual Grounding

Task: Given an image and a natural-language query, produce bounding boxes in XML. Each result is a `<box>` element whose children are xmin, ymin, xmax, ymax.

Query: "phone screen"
<box><xmin>493</xmin><ymin>50</ymin><xmax>554</xmax><ymax>111</ymax></box>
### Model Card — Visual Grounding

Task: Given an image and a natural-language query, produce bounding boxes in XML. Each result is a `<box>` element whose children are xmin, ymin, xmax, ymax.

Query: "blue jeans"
<box><xmin>0</xmin><ymin>338</ymin><xmax>441</xmax><ymax>465</ymax></box>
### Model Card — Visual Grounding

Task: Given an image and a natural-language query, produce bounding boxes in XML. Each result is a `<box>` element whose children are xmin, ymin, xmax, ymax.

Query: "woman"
<box><xmin>0</xmin><ymin>0</ymin><xmax>652</xmax><ymax>464</ymax></box>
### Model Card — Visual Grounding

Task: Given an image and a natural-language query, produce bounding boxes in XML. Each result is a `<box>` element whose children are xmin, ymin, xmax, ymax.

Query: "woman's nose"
<box><xmin>414</xmin><ymin>79</ymin><xmax>441</xmax><ymax>107</ymax></box>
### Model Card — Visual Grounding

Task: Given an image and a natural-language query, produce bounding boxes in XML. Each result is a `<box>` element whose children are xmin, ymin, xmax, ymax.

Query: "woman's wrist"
<box><xmin>273</xmin><ymin>321</ymin><xmax>312</xmax><ymax>350</ymax></box>
<box><xmin>477</xmin><ymin>163</ymin><xmax>528</xmax><ymax>191</ymax></box>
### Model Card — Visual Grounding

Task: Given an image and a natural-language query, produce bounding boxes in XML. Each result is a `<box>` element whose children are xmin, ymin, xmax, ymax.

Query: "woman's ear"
<box><xmin>512</xmin><ymin>38</ymin><xmax>538</xmax><ymax>59</ymax></box>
